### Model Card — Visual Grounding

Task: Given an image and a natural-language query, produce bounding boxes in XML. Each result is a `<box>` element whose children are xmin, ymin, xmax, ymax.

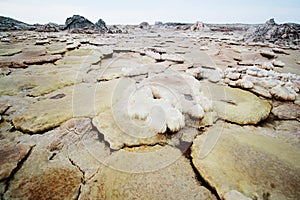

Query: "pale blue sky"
<box><xmin>0</xmin><ymin>0</ymin><xmax>299</xmax><ymax>25</ymax></box>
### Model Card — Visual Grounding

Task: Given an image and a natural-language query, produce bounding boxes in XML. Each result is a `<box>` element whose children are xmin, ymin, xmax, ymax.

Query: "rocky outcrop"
<box><xmin>0</xmin><ymin>15</ymin><xmax>120</xmax><ymax>34</ymax></box>
<box><xmin>139</xmin><ymin>22</ymin><xmax>150</xmax><ymax>29</ymax></box>
<box><xmin>64</xmin><ymin>15</ymin><xmax>110</xmax><ymax>33</ymax></box>
<box><xmin>95</xmin><ymin>18</ymin><xmax>108</xmax><ymax>31</ymax></box>
<box><xmin>64</xmin><ymin>14</ymin><xmax>96</xmax><ymax>31</ymax></box>
<box><xmin>0</xmin><ymin>16</ymin><xmax>34</xmax><ymax>31</ymax></box>
<box><xmin>35</xmin><ymin>23</ymin><xmax>61</xmax><ymax>32</ymax></box>
<box><xmin>245</xmin><ymin>18</ymin><xmax>300</xmax><ymax>47</ymax></box>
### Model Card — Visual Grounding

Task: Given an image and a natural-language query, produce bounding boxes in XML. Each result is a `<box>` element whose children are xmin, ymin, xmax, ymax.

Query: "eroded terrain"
<box><xmin>0</xmin><ymin>24</ymin><xmax>299</xmax><ymax>200</ymax></box>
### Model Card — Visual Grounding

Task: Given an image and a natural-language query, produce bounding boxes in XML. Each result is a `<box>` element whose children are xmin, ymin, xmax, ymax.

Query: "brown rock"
<box><xmin>0</xmin><ymin>143</ymin><xmax>32</xmax><ymax>181</ymax></box>
<box><xmin>0</xmin><ymin>48</ymin><xmax>58</xmax><ymax>68</ymax></box>
<box><xmin>0</xmin><ymin>102</ymin><xmax>10</xmax><ymax>114</ymax></box>
<box><xmin>0</xmin><ymin>61</ymin><xmax>28</xmax><ymax>68</ymax></box>
<box><xmin>3</xmin><ymin>150</ymin><xmax>82</xmax><ymax>200</ymax></box>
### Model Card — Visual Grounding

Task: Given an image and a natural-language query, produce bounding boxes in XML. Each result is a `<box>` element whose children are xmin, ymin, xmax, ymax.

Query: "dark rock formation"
<box><xmin>245</xmin><ymin>18</ymin><xmax>300</xmax><ymax>47</ymax></box>
<box><xmin>64</xmin><ymin>15</ymin><xmax>110</xmax><ymax>33</ymax></box>
<box><xmin>155</xmin><ymin>21</ymin><xmax>163</xmax><ymax>26</ymax></box>
<box><xmin>139</xmin><ymin>22</ymin><xmax>150</xmax><ymax>29</ymax></box>
<box><xmin>0</xmin><ymin>16</ymin><xmax>34</xmax><ymax>31</ymax></box>
<box><xmin>65</xmin><ymin>15</ymin><xmax>95</xmax><ymax>30</ymax></box>
<box><xmin>95</xmin><ymin>19</ymin><xmax>108</xmax><ymax>31</ymax></box>
<box><xmin>266</xmin><ymin>18</ymin><xmax>276</xmax><ymax>26</ymax></box>
<box><xmin>164</xmin><ymin>22</ymin><xmax>192</xmax><ymax>26</ymax></box>
<box><xmin>35</xmin><ymin>23</ymin><xmax>61</xmax><ymax>32</ymax></box>
<box><xmin>163</xmin><ymin>22</ymin><xmax>192</xmax><ymax>31</ymax></box>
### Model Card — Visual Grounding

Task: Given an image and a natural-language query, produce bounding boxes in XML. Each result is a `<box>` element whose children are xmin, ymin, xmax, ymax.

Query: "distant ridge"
<box><xmin>0</xmin><ymin>16</ymin><xmax>34</xmax><ymax>31</ymax></box>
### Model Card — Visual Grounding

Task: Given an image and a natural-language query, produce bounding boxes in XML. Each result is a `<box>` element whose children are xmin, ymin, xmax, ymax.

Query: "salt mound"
<box><xmin>224</xmin><ymin>65</ymin><xmax>300</xmax><ymax>101</ymax></box>
<box><xmin>127</xmin><ymin>72</ymin><xmax>211</xmax><ymax>132</ymax></box>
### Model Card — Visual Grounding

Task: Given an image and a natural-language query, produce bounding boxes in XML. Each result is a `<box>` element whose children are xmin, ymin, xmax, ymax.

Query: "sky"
<box><xmin>0</xmin><ymin>0</ymin><xmax>300</xmax><ymax>25</ymax></box>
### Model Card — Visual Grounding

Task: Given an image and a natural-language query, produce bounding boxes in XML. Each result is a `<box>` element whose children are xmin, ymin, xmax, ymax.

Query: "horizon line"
<box><xmin>1</xmin><ymin>14</ymin><xmax>300</xmax><ymax>26</ymax></box>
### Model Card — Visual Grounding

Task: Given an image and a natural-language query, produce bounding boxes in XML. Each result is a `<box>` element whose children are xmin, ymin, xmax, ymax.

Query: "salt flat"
<box><xmin>0</xmin><ymin>16</ymin><xmax>299</xmax><ymax>200</ymax></box>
